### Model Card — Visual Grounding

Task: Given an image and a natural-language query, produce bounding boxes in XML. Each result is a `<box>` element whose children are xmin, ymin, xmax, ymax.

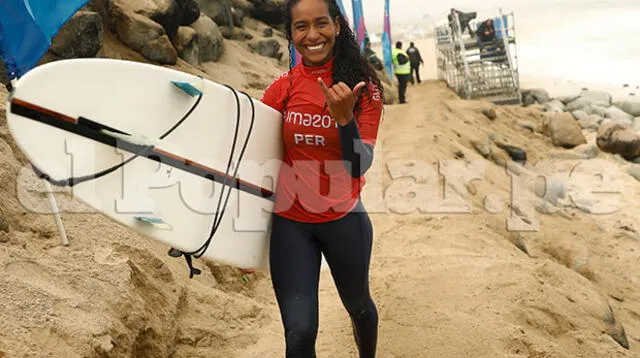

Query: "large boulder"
<box><xmin>597</xmin><ymin>122</ymin><xmax>640</xmax><ymax>159</ymax></box>
<box><xmin>248</xmin><ymin>0</ymin><xmax>285</xmax><ymax>27</ymax></box>
<box><xmin>541</xmin><ymin>112</ymin><xmax>587</xmax><ymax>148</ymax></box>
<box><xmin>172</xmin><ymin>26</ymin><xmax>199</xmax><ymax>65</ymax></box>
<box><xmin>521</xmin><ymin>88</ymin><xmax>550</xmax><ymax>105</ymax></box>
<box><xmin>50</xmin><ymin>11</ymin><xmax>104</xmax><ymax>59</ymax></box>
<box><xmin>248</xmin><ymin>38</ymin><xmax>282</xmax><ymax>60</ymax></box>
<box><xmin>105</xmin><ymin>0</ymin><xmax>178</xmax><ymax>64</ymax></box>
<box><xmin>614</xmin><ymin>100</ymin><xmax>640</xmax><ymax>117</ymax></box>
<box><xmin>150</xmin><ymin>0</ymin><xmax>202</xmax><ymax>39</ymax></box>
<box><xmin>190</xmin><ymin>15</ymin><xmax>225</xmax><ymax>62</ymax></box>
<box><xmin>580</xmin><ymin>90</ymin><xmax>612</xmax><ymax>107</ymax></box>
<box><xmin>194</xmin><ymin>0</ymin><xmax>234</xmax><ymax>28</ymax></box>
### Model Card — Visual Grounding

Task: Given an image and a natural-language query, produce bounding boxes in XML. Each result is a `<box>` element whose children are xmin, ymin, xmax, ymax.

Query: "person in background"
<box><xmin>406</xmin><ymin>42</ymin><xmax>424</xmax><ymax>85</ymax></box>
<box><xmin>362</xmin><ymin>37</ymin><xmax>384</xmax><ymax>71</ymax></box>
<box><xmin>392</xmin><ymin>41</ymin><xmax>411</xmax><ymax>104</ymax></box>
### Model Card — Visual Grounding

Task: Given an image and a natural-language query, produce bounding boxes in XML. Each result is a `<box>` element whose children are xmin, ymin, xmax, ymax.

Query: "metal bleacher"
<box><xmin>434</xmin><ymin>9</ymin><xmax>521</xmax><ymax>105</ymax></box>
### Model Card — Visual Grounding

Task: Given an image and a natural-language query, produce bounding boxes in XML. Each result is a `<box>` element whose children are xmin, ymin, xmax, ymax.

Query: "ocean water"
<box><xmin>467</xmin><ymin>0</ymin><xmax>640</xmax><ymax>100</ymax></box>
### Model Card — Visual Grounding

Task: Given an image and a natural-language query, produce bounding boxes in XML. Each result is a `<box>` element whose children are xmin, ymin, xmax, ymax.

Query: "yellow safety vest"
<box><xmin>392</xmin><ymin>48</ymin><xmax>412</xmax><ymax>75</ymax></box>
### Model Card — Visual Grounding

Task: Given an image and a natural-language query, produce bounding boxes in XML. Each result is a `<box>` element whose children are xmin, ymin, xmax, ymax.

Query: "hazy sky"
<box><xmin>341</xmin><ymin>0</ymin><xmax>640</xmax><ymax>31</ymax></box>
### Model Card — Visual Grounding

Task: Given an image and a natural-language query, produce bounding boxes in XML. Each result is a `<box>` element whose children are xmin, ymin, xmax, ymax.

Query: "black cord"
<box><xmin>34</xmin><ymin>93</ymin><xmax>203</xmax><ymax>187</ymax></box>
<box><xmin>180</xmin><ymin>86</ymin><xmax>256</xmax><ymax>260</ymax></box>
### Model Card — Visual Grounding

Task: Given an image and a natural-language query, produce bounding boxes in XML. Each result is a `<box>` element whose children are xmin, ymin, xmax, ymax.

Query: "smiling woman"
<box><xmin>259</xmin><ymin>0</ymin><xmax>384</xmax><ymax>356</ymax></box>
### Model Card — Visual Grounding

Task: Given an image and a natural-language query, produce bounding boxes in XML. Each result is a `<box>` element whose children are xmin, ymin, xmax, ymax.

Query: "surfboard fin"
<box><xmin>172</xmin><ymin>80</ymin><xmax>203</xmax><ymax>97</ymax></box>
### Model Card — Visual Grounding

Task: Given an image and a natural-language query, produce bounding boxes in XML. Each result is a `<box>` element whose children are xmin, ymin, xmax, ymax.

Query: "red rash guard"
<box><xmin>261</xmin><ymin>59</ymin><xmax>383</xmax><ymax>223</ymax></box>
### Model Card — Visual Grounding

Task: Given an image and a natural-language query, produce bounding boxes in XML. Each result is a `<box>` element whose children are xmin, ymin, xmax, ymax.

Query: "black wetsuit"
<box><xmin>269</xmin><ymin>120</ymin><xmax>378</xmax><ymax>358</ymax></box>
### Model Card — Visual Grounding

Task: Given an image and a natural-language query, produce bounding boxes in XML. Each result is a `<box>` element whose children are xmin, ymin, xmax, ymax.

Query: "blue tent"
<box><xmin>0</xmin><ymin>0</ymin><xmax>90</xmax><ymax>80</ymax></box>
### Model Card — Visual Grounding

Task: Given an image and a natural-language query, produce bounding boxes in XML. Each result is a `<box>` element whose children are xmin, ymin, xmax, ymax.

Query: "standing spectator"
<box><xmin>392</xmin><ymin>41</ymin><xmax>411</xmax><ymax>104</ymax></box>
<box><xmin>406</xmin><ymin>42</ymin><xmax>424</xmax><ymax>85</ymax></box>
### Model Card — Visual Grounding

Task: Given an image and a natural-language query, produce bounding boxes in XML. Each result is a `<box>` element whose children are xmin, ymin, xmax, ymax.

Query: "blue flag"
<box><xmin>0</xmin><ymin>0</ymin><xmax>90</xmax><ymax>79</ymax></box>
<box><xmin>382</xmin><ymin>0</ymin><xmax>394</xmax><ymax>80</ymax></box>
<box><xmin>351</xmin><ymin>0</ymin><xmax>368</xmax><ymax>50</ymax></box>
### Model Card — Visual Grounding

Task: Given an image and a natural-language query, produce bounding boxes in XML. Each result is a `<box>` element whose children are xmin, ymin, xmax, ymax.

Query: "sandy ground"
<box><xmin>2</xmin><ymin>30</ymin><xmax>640</xmax><ymax>358</ymax></box>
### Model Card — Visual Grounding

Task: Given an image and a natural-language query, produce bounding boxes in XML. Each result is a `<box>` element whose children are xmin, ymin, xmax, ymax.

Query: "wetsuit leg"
<box><xmin>317</xmin><ymin>202</ymin><xmax>378</xmax><ymax>358</ymax></box>
<box><xmin>270</xmin><ymin>214</ymin><xmax>322</xmax><ymax>358</ymax></box>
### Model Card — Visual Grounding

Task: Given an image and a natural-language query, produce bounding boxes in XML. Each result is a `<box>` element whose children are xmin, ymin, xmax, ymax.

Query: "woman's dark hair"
<box><xmin>283</xmin><ymin>0</ymin><xmax>384</xmax><ymax>110</ymax></box>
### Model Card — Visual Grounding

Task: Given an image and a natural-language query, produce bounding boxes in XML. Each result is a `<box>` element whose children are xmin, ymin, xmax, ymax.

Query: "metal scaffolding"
<box><xmin>435</xmin><ymin>9</ymin><xmax>521</xmax><ymax>105</ymax></box>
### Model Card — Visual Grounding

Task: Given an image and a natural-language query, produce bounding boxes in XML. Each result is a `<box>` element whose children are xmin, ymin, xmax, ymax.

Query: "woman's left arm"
<box><xmin>338</xmin><ymin>120</ymin><xmax>375</xmax><ymax>177</ymax></box>
<box><xmin>318</xmin><ymin>79</ymin><xmax>384</xmax><ymax>178</ymax></box>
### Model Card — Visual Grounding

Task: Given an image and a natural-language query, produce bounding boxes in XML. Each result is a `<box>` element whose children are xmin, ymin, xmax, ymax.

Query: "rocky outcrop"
<box><xmin>50</xmin><ymin>11</ymin><xmax>104</xmax><ymax>59</ymax></box>
<box><xmin>195</xmin><ymin>0</ymin><xmax>234</xmax><ymax>28</ymax></box>
<box><xmin>190</xmin><ymin>15</ymin><xmax>225</xmax><ymax>63</ymax></box>
<box><xmin>105</xmin><ymin>0</ymin><xmax>178</xmax><ymax>64</ymax></box>
<box><xmin>248</xmin><ymin>0</ymin><xmax>285</xmax><ymax>27</ymax></box>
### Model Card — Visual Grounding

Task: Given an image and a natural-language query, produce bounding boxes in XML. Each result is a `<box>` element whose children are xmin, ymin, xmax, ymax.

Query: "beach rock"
<box><xmin>180</xmin><ymin>0</ymin><xmax>202</xmax><ymax>25</ymax></box>
<box><xmin>578</xmin><ymin>115</ymin><xmax>601</xmax><ymax>130</ymax></box>
<box><xmin>248</xmin><ymin>38</ymin><xmax>282</xmax><ymax>59</ymax></box>
<box><xmin>232</xmin><ymin>28</ymin><xmax>254</xmax><ymax>40</ymax></box>
<box><xmin>613</xmin><ymin>100</ymin><xmax>640</xmax><ymax>117</ymax></box>
<box><xmin>148</xmin><ymin>0</ymin><xmax>201</xmax><ymax>39</ymax></box>
<box><xmin>50</xmin><ymin>11</ymin><xmax>104</xmax><ymax>59</ymax></box>
<box><xmin>542</xmin><ymin>99</ymin><xmax>565</xmax><ymax>113</ymax></box>
<box><xmin>628</xmin><ymin>165</ymin><xmax>640</xmax><ymax>182</ymax></box>
<box><xmin>233</xmin><ymin>0</ymin><xmax>255</xmax><ymax>13</ymax></box>
<box><xmin>521</xmin><ymin>88</ymin><xmax>550</xmax><ymax>104</ymax></box>
<box><xmin>172</xmin><ymin>26</ymin><xmax>199</xmax><ymax>65</ymax></box>
<box><xmin>604</xmin><ymin>106</ymin><xmax>634</xmax><ymax>127</ymax></box>
<box><xmin>574</xmin><ymin>143</ymin><xmax>599</xmax><ymax>159</ymax></box>
<box><xmin>580</xmin><ymin>90</ymin><xmax>612</xmax><ymax>107</ymax></box>
<box><xmin>107</xmin><ymin>2</ymin><xmax>178</xmax><ymax>64</ymax></box>
<box><xmin>249</xmin><ymin>0</ymin><xmax>285</xmax><ymax>27</ymax></box>
<box><xmin>263</xmin><ymin>27</ymin><xmax>274</xmax><ymax>37</ymax></box>
<box><xmin>231</xmin><ymin>6</ymin><xmax>247</xmax><ymax>27</ymax></box>
<box><xmin>190</xmin><ymin>14</ymin><xmax>224</xmax><ymax>62</ymax></box>
<box><xmin>571</xmin><ymin>110</ymin><xmax>589</xmax><ymax>121</ymax></box>
<box><xmin>494</xmin><ymin>140</ymin><xmax>527</xmax><ymax>165</ymax></box>
<box><xmin>482</xmin><ymin>108</ymin><xmax>497</xmax><ymax>120</ymax></box>
<box><xmin>195</xmin><ymin>0</ymin><xmax>234</xmax><ymax>28</ymax></box>
<box><xmin>522</xmin><ymin>95</ymin><xmax>536</xmax><ymax>106</ymax></box>
<box><xmin>596</xmin><ymin>122</ymin><xmax>640</xmax><ymax>159</ymax></box>
<box><xmin>565</xmin><ymin>97</ymin><xmax>592</xmax><ymax>112</ymax></box>
<box><xmin>542</xmin><ymin>112</ymin><xmax>587</xmax><ymax>148</ymax></box>
<box><xmin>557</xmin><ymin>95</ymin><xmax>580</xmax><ymax>104</ymax></box>
<box><xmin>590</xmin><ymin>105</ymin><xmax>608</xmax><ymax>118</ymax></box>
<box><xmin>517</xmin><ymin>120</ymin><xmax>535</xmax><ymax>132</ymax></box>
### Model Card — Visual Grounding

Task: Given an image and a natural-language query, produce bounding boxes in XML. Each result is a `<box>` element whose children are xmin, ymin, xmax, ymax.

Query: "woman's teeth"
<box><xmin>306</xmin><ymin>43</ymin><xmax>325</xmax><ymax>51</ymax></box>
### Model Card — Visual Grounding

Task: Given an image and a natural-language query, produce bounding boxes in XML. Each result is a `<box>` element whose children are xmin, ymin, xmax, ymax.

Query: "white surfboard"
<box><xmin>6</xmin><ymin>58</ymin><xmax>284</xmax><ymax>271</ymax></box>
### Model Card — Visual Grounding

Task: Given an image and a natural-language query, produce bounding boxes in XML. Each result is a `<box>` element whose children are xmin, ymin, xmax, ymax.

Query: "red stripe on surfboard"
<box><xmin>11</xmin><ymin>98</ymin><xmax>77</xmax><ymax>125</ymax></box>
<box><xmin>153</xmin><ymin>148</ymin><xmax>274</xmax><ymax>197</ymax></box>
<box><xmin>11</xmin><ymin>98</ymin><xmax>275</xmax><ymax>199</ymax></box>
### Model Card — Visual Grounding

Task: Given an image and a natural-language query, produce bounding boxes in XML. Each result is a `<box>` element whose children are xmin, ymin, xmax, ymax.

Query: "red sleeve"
<box><xmin>261</xmin><ymin>72</ymin><xmax>289</xmax><ymax>114</ymax></box>
<box><xmin>356</xmin><ymin>82</ymin><xmax>384</xmax><ymax>146</ymax></box>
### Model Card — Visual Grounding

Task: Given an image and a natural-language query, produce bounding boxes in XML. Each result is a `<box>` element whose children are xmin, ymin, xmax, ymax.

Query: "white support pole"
<box><xmin>43</xmin><ymin>179</ymin><xmax>68</xmax><ymax>246</ymax></box>
<box><xmin>10</xmin><ymin>78</ymin><xmax>69</xmax><ymax>246</ymax></box>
